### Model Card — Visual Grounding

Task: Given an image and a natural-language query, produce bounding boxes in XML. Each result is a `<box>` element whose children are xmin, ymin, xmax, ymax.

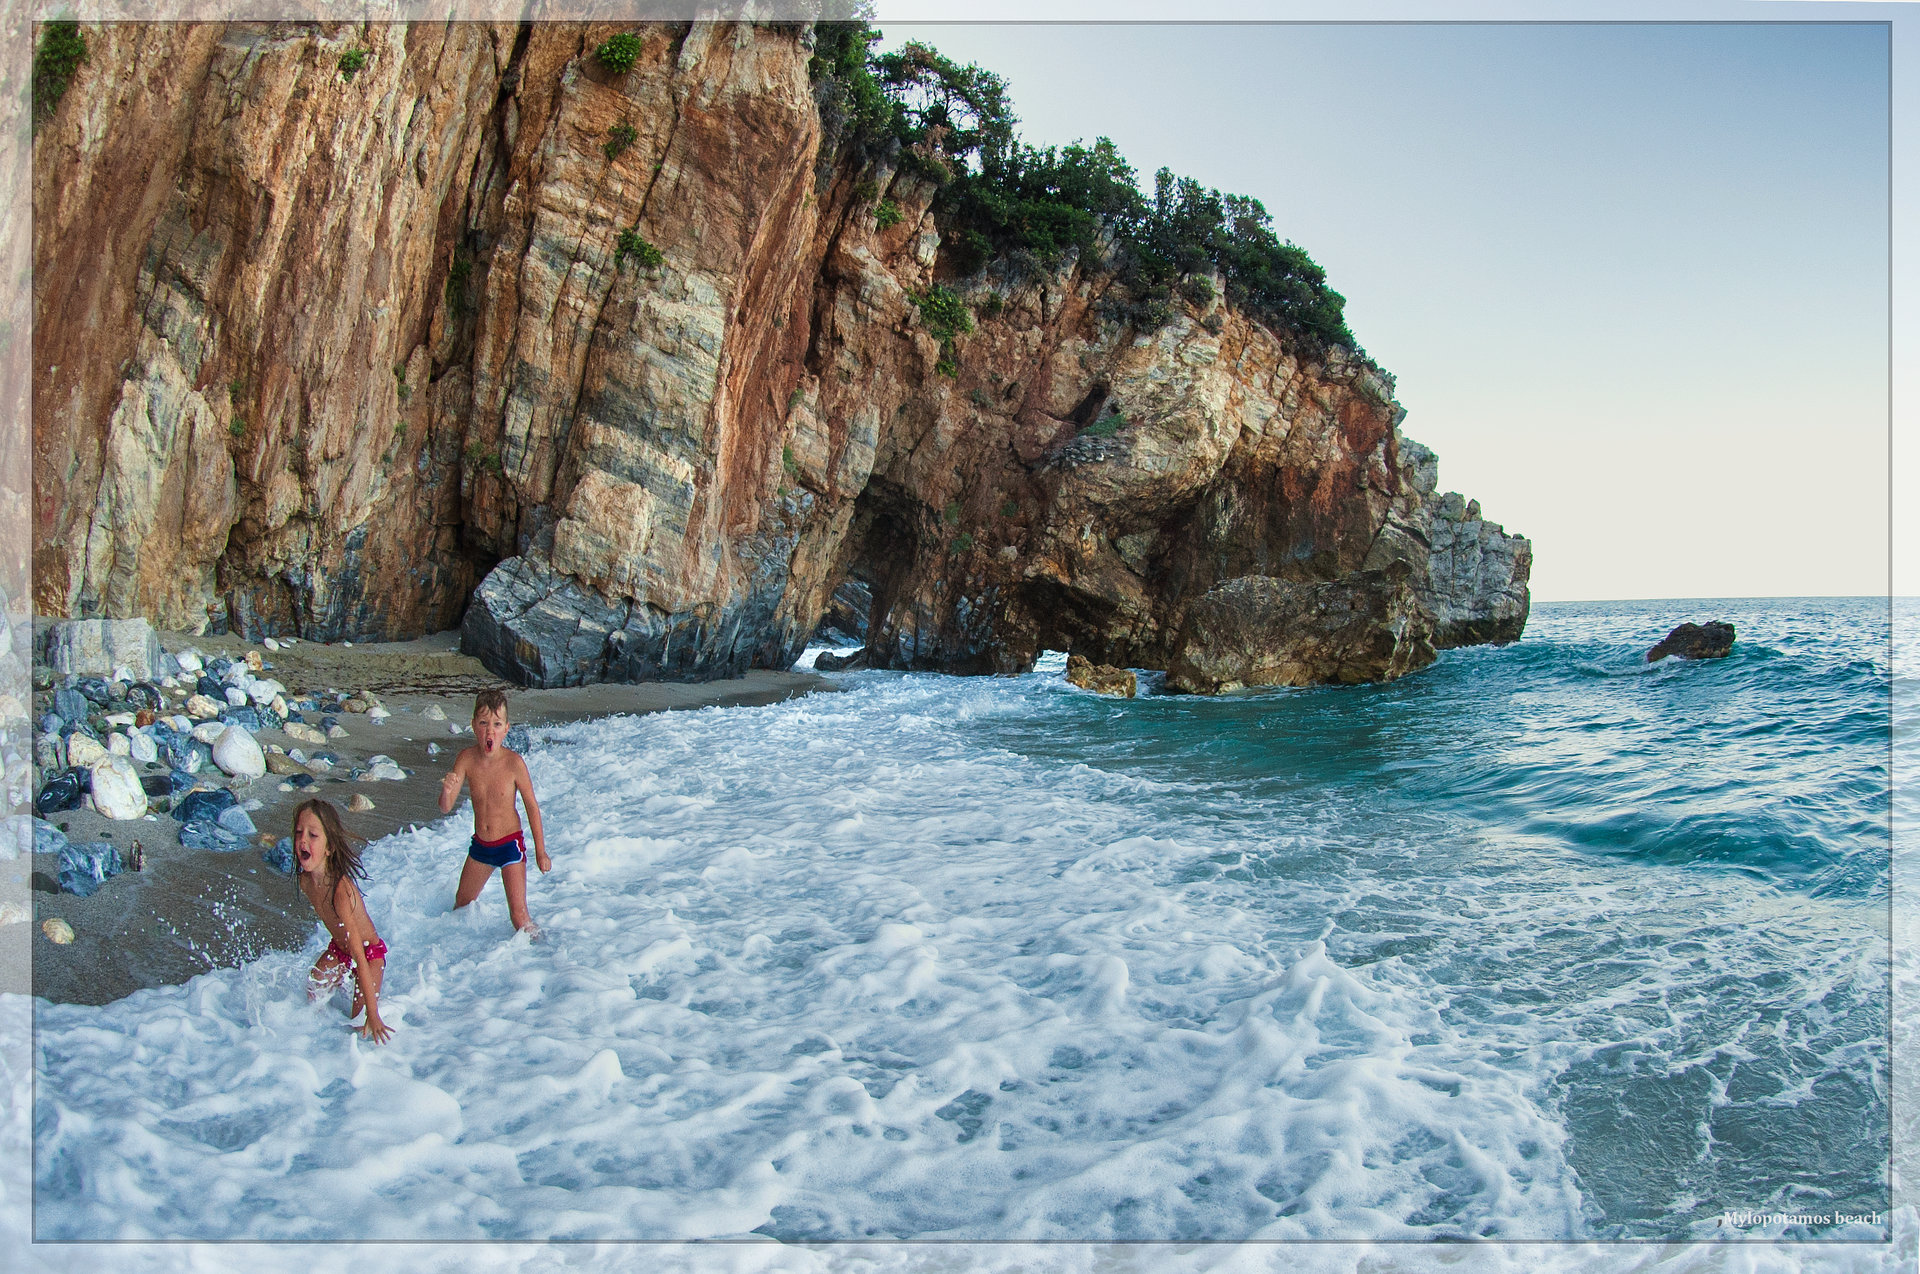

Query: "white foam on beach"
<box><xmin>33</xmin><ymin>670</ymin><xmax>1584</xmax><ymax>1242</ymax></box>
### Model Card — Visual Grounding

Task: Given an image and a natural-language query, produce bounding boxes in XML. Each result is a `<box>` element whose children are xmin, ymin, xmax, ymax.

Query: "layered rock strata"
<box><xmin>35</xmin><ymin>19</ymin><xmax>1531</xmax><ymax>690</ymax></box>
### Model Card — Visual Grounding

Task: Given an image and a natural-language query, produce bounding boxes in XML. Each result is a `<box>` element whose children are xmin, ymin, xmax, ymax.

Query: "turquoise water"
<box><xmin>966</xmin><ymin>597</ymin><xmax>1893</xmax><ymax>1238</ymax></box>
<box><xmin>31</xmin><ymin>597</ymin><xmax>1893</xmax><ymax>1243</ymax></box>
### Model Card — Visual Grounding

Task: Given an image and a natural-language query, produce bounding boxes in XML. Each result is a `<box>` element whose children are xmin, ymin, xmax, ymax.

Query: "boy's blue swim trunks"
<box><xmin>468</xmin><ymin>829</ymin><xmax>527</xmax><ymax>868</ymax></box>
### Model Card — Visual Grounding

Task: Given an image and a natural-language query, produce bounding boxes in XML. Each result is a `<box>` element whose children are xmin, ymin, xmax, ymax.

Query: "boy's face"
<box><xmin>473</xmin><ymin>706</ymin><xmax>508</xmax><ymax>755</ymax></box>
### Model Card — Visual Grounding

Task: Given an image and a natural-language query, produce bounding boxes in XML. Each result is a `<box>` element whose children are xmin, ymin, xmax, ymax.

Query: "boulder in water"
<box><xmin>1165</xmin><ymin>568</ymin><xmax>1437</xmax><ymax>693</ymax></box>
<box><xmin>814</xmin><ymin>648</ymin><xmax>871</xmax><ymax>672</ymax></box>
<box><xmin>1647</xmin><ymin>621</ymin><xmax>1735</xmax><ymax>662</ymax></box>
<box><xmin>1065</xmin><ymin>654</ymin><xmax>1137</xmax><ymax>698</ymax></box>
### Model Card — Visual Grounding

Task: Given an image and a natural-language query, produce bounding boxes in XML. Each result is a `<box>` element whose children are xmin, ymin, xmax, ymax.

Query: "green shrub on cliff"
<box><xmin>874</xmin><ymin>198</ymin><xmax>902</xmax><ymax>229</ymax></box>
<box><xmin>338</xmin><ymin>48</ymin><xmax>369</xmax><ymax>82</ymax></box>
<box><xmin>33</xmin><ymin>19</ymin><xmax>88</xmax><ymax>125</ymax></box>
<box><xmin>809</xmin><ymin>22</ymin><xmax>1360</xmax><ymax>355</ymax></box>
<box><xmin>604</xmin><ymin>122</ymin><xmax>638</xmax><ymax>162</ymax></box>
<box><xmin>913</xmin><ymin>286</ymin><xmax>972</xmax><ymax>378</ymax></box>
<box><xmin>596</xmin><ymin>33</ymin><xmax>644</xmax><ymax>75</ymax></box>
<box><xmin>616</xmin><ymin>229</ymin><xmax>663</xmax><ymax>270</ymax></box>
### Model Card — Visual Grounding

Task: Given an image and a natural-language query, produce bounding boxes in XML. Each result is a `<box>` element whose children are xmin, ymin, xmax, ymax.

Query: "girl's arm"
<box><xmin>518</xmin><ymin>757</ymin><xmax>550</xmax><ymax>872</ymax></box>
<box><xmin>334</xmin><ymin>881</ymin><xmax>391</xmax><ymax>1044</ymax></box>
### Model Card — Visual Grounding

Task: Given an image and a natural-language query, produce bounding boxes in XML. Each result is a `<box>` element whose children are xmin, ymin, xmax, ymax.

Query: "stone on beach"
<box><xmin>213</xmin><ymin>725</ymin><xmax>266</xmax><ymax>778</ymax></box>
<box><xmin>424</xmin><ymin>704</ymin><xmax>447</xmax><ymax>721</ymax></box>
<box><xmin>65</xmin><ymin>733</ymin><xmax>107</xmax><ymax>767</ymax></box>
<box><xmin>265</xmin><ymin>751</ymin><xmax>308</xmax><ymax>777</ymax></box>
<box><xmin>90</xmin><ymin>755</ymin><xmax>148</xmax><ymax>819</ymax></box>
<box><xmin>129</xmin><ymin>730</ymin><xmax>159</xmax><ymax>765</ymax></box>
<box><xmin>173</xmin><ymin>651</ymin><xmax>202</xmax><ymax>674</ymax></box>
<box><xmin>362</xmin><ymin>756</ymin><xmax>406</xmax><ymax>782</ymax></box>
<box><xmin>42</xmin><ymin>918</ymin><xmax>75</xmax><ymax>944</ymax></box>
<box><xmin>190</xmin><ymin>722</ymin><xmax>226</xmax><ymax>743</ymax></box>
<box><xmin>44</xmin><ymin>618</ymin><xmax>164</xmax><ymax>680</ymax></box>
<box><xmin>349</xmin><ymin>793</ymin><xmax>375</xmax><ymax>812</ymax></box>
<box><xmin>107</xmin><ymin>733</ymin><xmax>131</xmax><ymax>756</ymax></box>
<box><xmin>185</xmin><ymin>694</ymin><xmax>222</xmax><ymax>720</ymax></box>
<box><xmin>284</xmin><ymin>721</ymin><xmax>328</xmax><ymax>745</ymax></box>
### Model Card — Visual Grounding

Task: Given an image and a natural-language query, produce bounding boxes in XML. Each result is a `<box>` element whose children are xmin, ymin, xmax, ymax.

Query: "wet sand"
<box><xmin>17</xmin><ymin>630</ymin><xmax>834</xmax><ymax>1006</ymax></box>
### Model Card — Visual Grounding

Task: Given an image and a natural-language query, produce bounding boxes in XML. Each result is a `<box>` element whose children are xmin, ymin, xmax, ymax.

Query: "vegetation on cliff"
<box><xmin>809</xmin><ymin>21</ymin><xmax>1359</xmax><ymax>354</ymax></box>
<box><xmin>33</xmin><ymin>19</ymin><xmax>88</xmax><ymax>126</ymax></box>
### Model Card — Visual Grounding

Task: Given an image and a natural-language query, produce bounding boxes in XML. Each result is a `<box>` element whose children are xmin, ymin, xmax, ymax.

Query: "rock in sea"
<box><xmin>1064</xmin><ymin>654</ymin><xmax>1137</xmax><ymax>698</ymax></box>
<box><xmin>89</xmin><ymin>755</ymin><xmax>148</xmax><ymax>820</ymax></box>
<box><xmin>1647</xmin><ymin>621</ymin><xmax>1735</xmax><ymax>662</ymax></box>
<box><xmin>213</xmin><ymin>725</ymin><xmax>266</xmax><ymax>779</ymax></box>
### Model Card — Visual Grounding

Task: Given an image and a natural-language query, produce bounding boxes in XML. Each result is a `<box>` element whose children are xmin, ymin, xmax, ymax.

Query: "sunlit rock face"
<box><xmin>35</xmin><ymin>19</ymin><xmax>1528</xmax><ymax>686</ymax></box>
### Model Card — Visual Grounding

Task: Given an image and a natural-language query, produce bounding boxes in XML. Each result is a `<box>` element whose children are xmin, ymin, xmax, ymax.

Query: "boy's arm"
<box><xmin>438</xmin><ymin>750</ymin><xmax>469</xmax><ymax>814</ymax></box>
<box><xmin>333</xmin><ymin>882</ymin><xmax>390</xmax><ymax>1044</ymax></box>
<box><xmin>517</xmin><ymin>756</ymin><xmax>550</xmax><ymax>872</ymax></box>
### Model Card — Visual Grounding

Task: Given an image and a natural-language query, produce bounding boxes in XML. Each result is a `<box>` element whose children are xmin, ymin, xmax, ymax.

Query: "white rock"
<box><xmin>342</xmin><ymin>641</ymin><xmax>353</xmax><ymax>648</ymax></box>
<box><xmin>285</xmin><ymin>722</ymin><xmax>328</xmax><ymax>745</ymax></box>
<box><xmin>271</xmin><ymin>695</ymin><xmax>288</xmax><ymax>718</ymax></box>
<box><xmin>278</xmin><ymin>782</ymin><xmax>295</xmax><ymax>792</ymax></box>
<box><xmin>288</xmin><ymin>747</ymin><xmax>308</xmax><ymax>764</ymax></box>
<box><xmin>42</xmin><ymin>917</ymin><xmax>75</xmax><ymax>944</ymax></box>
<box><xmin>213</xmin><ymin>725</ymin><xmax>267</xmax><ymax>779</ymax></box>
<box><xmin>349</xmin><ymin>794</ymin><xmax>375</xmax><ymax>812</ymax></box>
<box><xmin>248</xmin><ymin>682</ymin><xmax>277</xmax><ymax>706</ymax></box>
<box><xmin>105</xmin><ymin>712</ymin><xmax>136</xmax><ymax>728</ymax></box>
<box><xmin>129</xmin><ymin>730</ymin><xmax>159</xmax><ymax>766</ymax></box>
<box><xmin>167</xmin><ymin>714</ymin><xmax>193</xmax><ymax>733</ymax></box>
<box><xmin>185</xmin><ymin>695</ymin><xmax>222</xmax><ymax>720</ymax></box>
<box><xmin>264</xmin><ymin>637</ymin><xmax>280</xmax><ymax>651</ymax></box>
<box><xmin>65</xmin><ymin>734</ymin><xmax>108</xmax><ymax>767</ymax></box>
<box><xmin>224</xmin><ymin>686</ymin><xmax>249</xmax><ymax>706</ymax></box>
<box><xmin>0</xmin><ymin>901</ymin><xmax>28</xmax><ymax>927</ymax></box>
<box><xmin>107</xmin><ymin>733</ymin><xmax>131</xmax><ymax>756</ymax></box>
<box><xmin>448</xmin><ymin>722</ymin><xmax>465</xmax><ymax>735</ymax></box>
<box><xmin>174</xmin><ymin>651</ymin><xmax>203</xmax><ymax>674</ymax></box>
<box><xmin>307</xmin><ymin>756</ymin><xmax>332</xmax><ymax>772</ymax></box>
<box><xmin>112</xmin><ymin>665</ymin><xmax>135</xmax><ymax>685</ymax></box>
<box><xmin>367</xmin><ymin>706</ymin><xmax>391</xmax><ymax>722</ymax></box>
<box><xmin>328</xmin><ymin>724</ymin><xmax>349</xmax><ymax>739</ymax></box>
<box><xmin>90</xmin><ymin>755</ymin><xmax>148</xmax><ymax>819</ymax></box>
<box><xmin>363</xmin><ymin>755</ymin><xmax>406</xmax><ymax>782</ymax></box>
<box><xmin>424</xmin><ymin>704</ymin><xmax>447</xmax><ymax>721</ymax></box>
<box><xmin>190</xmin><ymin>722</ymin><xmax>227</xmax><ymax>744</ymax></box>
<box><xmin>45</xmin><ymin>618</ymin><xmax>163</xmax><ymax>679</ymax></box>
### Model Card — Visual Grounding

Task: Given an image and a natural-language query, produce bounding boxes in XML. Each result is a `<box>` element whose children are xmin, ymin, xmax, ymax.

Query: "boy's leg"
<box><xmin>500</xmin><ymin>860</ymin><xmax>534</xmax><ymax>931</ymax></box>
<box><xmin>454</xmin><ymin>856</ymin><xmax>494</xmax><ymax>909</ymax></box>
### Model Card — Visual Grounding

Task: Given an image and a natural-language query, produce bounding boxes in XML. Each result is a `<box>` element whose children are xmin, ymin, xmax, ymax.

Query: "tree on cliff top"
<box><xmin>809</xmin><ymin>20</ymin><xmax>1360</xmax><ymax>357</ymax></box>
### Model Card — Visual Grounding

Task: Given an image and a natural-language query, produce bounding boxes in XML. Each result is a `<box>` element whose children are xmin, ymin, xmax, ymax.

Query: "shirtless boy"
<box><xmin>440</xmin><ymin>689</ymin><xmax>550</xmax><ymax>934</ymax></box>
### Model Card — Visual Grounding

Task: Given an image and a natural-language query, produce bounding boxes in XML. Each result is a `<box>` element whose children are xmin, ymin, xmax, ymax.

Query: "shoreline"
<box><xmin>16</xmin><ymin>629</ymin><xmax>835</xmax><ymax>1007</ymax></box>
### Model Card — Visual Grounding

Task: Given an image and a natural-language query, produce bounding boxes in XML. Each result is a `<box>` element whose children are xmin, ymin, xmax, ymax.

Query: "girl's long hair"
<box><xmin>294</xmin><ymin>798</ymin><xmax>368</xmax><ymax>886</ymax></box>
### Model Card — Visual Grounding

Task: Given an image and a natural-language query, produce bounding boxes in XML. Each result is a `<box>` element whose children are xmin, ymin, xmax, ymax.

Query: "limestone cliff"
<box><xmin>33</xmin><ymin>20</ymin><xmax>1530</xmax><ymax>688</ymax></box>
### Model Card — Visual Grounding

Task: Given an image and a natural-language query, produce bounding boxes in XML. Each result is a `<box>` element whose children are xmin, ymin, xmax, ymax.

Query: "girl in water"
<box><xmin>293</xmin><ymin>799</ymin><xmax>392</xmax><ymax>1043</ymax></box>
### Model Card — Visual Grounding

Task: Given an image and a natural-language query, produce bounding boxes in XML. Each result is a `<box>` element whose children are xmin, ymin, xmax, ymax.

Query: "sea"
<box><xmin>6</xmin><ymin>597</ymin><xmax>1915</xmax><ymax>1273</ymax></box>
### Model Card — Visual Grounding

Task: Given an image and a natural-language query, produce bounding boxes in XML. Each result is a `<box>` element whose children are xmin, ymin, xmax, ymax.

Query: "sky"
<box><xmin>876</xmin><ymin>8</ymin><xmax>1897</xmax><ymax>602</ymax></box>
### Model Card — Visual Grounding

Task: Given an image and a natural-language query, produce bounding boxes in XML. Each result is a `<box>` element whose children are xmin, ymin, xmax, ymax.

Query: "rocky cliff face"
<box><xmin>34</xmin><ymin>19</ymin><xmax>1530</xmax><ymax>688</ymax></box>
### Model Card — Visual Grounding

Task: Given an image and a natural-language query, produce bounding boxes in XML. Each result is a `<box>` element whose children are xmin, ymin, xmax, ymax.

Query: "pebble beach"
<box><xmin>17</xmin><ymin>627</ymin><xmax>831</xmax><ymax>1005</ymax></box>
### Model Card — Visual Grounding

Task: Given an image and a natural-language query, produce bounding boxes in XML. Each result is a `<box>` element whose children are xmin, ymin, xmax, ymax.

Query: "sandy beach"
<box><xmin>16</xmin><ymin>630</ymin><xmax>834</xmax><ymax>1005</ymax></box>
